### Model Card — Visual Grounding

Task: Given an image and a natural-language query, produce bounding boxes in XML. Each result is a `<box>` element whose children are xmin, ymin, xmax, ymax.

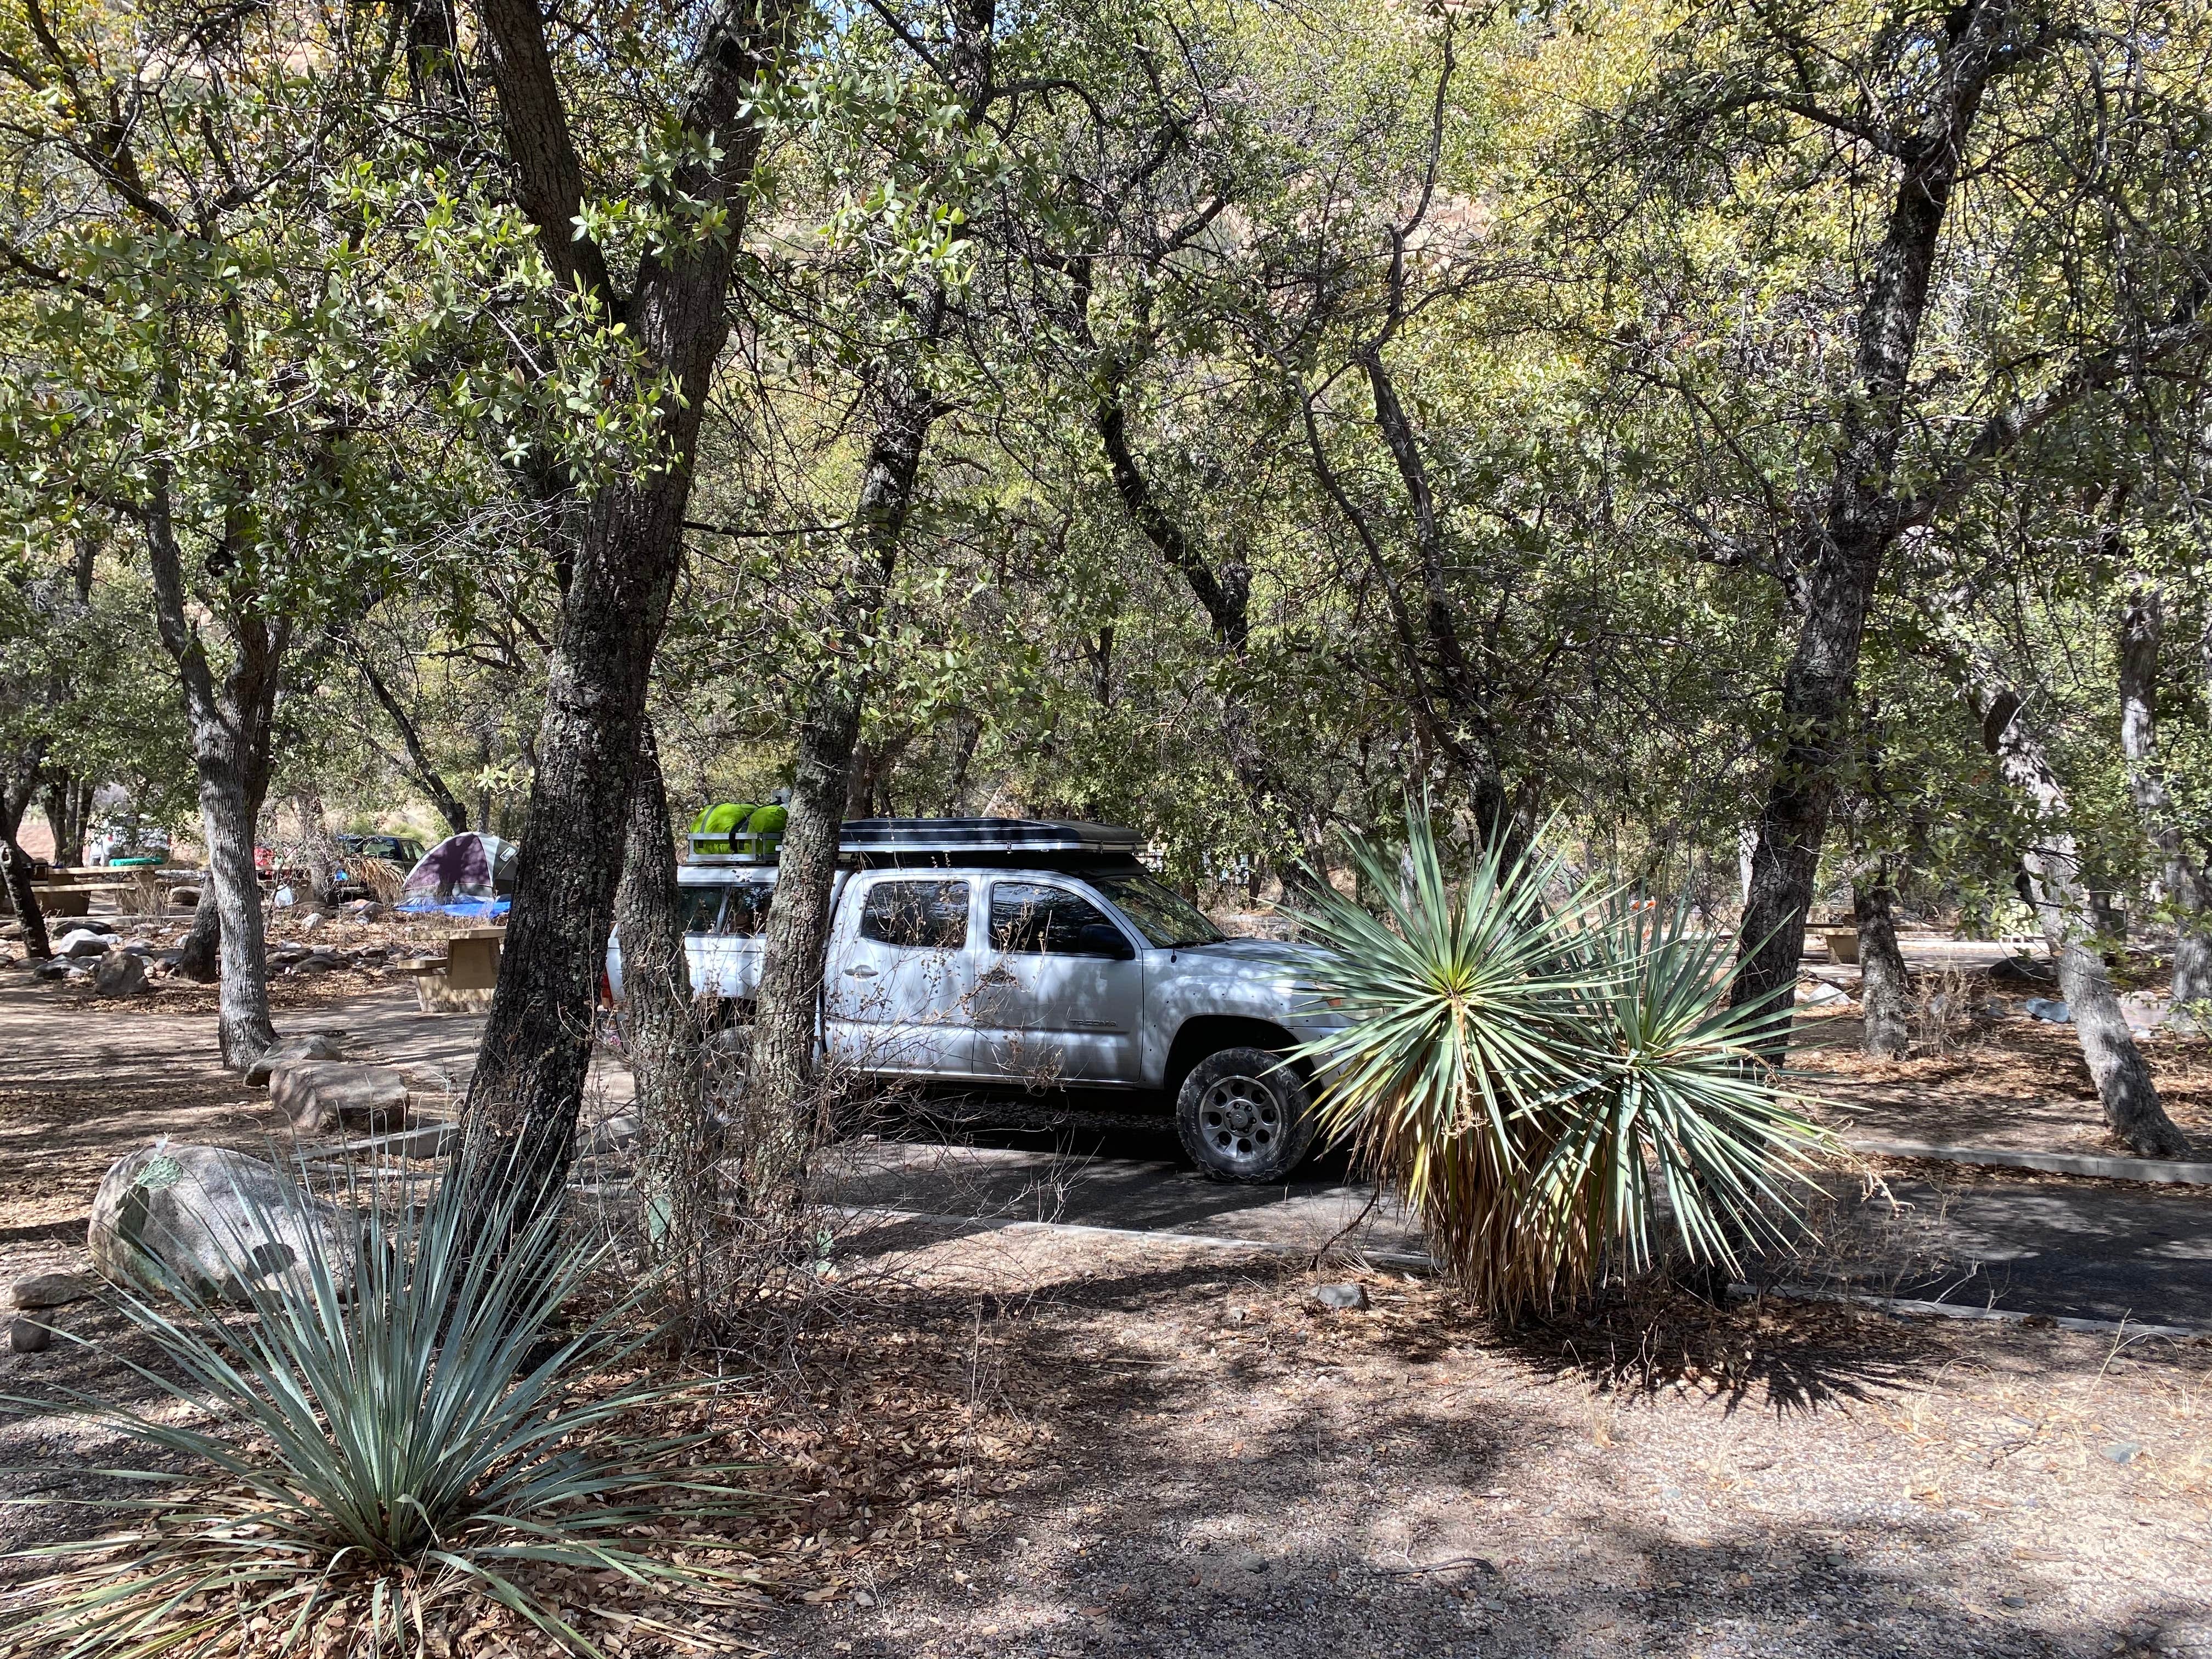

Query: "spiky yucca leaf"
<box><xmin>1</xmin><ymin>1148</ymin><xmax>765</xmax><ymax>1658</ymax></box>
<box><xmin>1283</xmin><ymin>810</ymin><xmax>1613</xmax><ymax>1311</ymax></box>
<box><xmin>1530</xmin><ymin>897</ymin><xmax>1831</xmax><ymax>1294</ymax></box>
<box><xmin>1289</xmin><ymin>802</ymin><xmax>1832</xmax><ymax>1316</ymax></box>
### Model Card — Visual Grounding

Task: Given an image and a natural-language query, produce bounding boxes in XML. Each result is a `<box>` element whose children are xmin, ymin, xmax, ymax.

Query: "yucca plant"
<box><xmin>1286</xmin><ymin>802</ymin><xmax>1831</xmax><ymax>1316</ymax></box>
<box><xmin>2</xmin><ymin>1150</ymin><xmax>764</xmax><ymax>1657</ymax></box>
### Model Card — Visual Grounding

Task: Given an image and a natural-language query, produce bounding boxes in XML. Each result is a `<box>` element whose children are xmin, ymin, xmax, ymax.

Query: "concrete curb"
<box><xmin>1738</xmin><ymin>1280</ymin><xmax>2208</xmax><ymax>1342</ymax></box>
<box><xmin>1845</xmin><ymin>1137</ymin><xmax>2212</xmax><ymax>1188</ymax></box>
<box><xmin>843</xmin><ymin>1209</ymin><xmax>2208</xmax><ymax>1338</ymax></box>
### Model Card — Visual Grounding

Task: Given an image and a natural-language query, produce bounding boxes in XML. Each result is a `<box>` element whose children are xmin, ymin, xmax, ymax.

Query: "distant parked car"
<box><xmin>336</xmin><ymin>833</ymin><xmax>426</xmax><ymax>869</ymax></box>
<box><xmin>332</xmin><ymin>833</ymin><xmax>426</xmax><ymax>899</ymax></box>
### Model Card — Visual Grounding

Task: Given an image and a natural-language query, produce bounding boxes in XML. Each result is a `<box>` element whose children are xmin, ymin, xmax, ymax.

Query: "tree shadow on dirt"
<box><xmin>798</xmin><ymin>1244</ymin><xmax>2204</xmax><ymax>1659</ymax></box>
<box><xmin>1498</xmin><ymin>1282</ymin><xmax>1947</xmax><ymax>1418</ymax></box>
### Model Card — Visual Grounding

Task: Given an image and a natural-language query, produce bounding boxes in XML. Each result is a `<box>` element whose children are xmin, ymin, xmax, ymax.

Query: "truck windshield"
<box><xmin>1090</xmin><ymin>872</ymin><xmax>1226</xmax><ymax>948</ymax></box>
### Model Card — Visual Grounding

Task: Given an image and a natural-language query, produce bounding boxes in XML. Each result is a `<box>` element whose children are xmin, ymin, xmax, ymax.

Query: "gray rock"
<box><xmin>2024</xmin><ymin>996</ymin><xmax>2072</xmax><ymax>1023</ymax></box>
<box><xmin>92</xmin><ymin>949</ymin><xmax>146</xmax><ymax>998</ymax></box>
<box><xmin>9</xmin><ymin>1318</ymin><xmax>50</xmax><ymax>1354</ymax></box>
<box><xmin>268</xmin><ymin>1060</ymin><xmax>408</xmax><ymax>1133</ymax></box>
<box><xmin>1313</xmin><ymin>1282</ymin><xmax>1369</xmax><ymax>1311</ymax></box>
<box><xmin>1989</xmin><ymin>953</ymin><xmax>2057</xmax><ymax>986</ymax></box>
<box><xmin>168</xmin><ymin>884</ymin><xmax>201</xmax><ymax>909</ymax></box>
<box><xmin>8</xmin><ymin>1271</ymin><xmax>93</xmax><ymax>1310</ymax></box>
<box><xmin>297</xmin><ymin>911</ymin><xmax>326</xmax><ymax>935</ymax></box>
<box><xmin>244</xmin><ymin>1034</ymin><xmax>343</xmax><ymax>1085</ymax></box>
<box><xmin>87</xmin><ymin>1144</ymin><xmax>355</xmax><ymax>1304</ymax></box>
<box><xmin>294</xmin><ymin>955</ymin><xmax>341</xmax><ymax>974</ymax></box>
<box><xmin>55</xmin><ymin>929</ymin><xmax>111</xmax><ymax>959</ymax></box>
<box><xmin>35</xmin><ymin>956</ymin><xmax>71</xmax><ymax>978</ymax></box>
<box><xmin>2104</xmin><ymin>1441</ymin><xmax>2143</xmax><ymax>1464</ymax></box>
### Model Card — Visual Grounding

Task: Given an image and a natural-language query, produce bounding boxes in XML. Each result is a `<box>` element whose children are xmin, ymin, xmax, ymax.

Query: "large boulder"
<box><xmin>88</xmin><ymin>1144</ymin><xmax>354</xmax><ymax>1304</ymax></box>
<box><xmin>54</xmin><ymin>929</ymin><xmax>111</xmax><ymax>959</ymax></box>
<box><xmin>268</xmin><ymin>1060</ymin><xmax>408</xmax><ymax>1134</ymax></box>
<box><xmin>244</xmin><ymin>1034</ymin><xmax>343</xmax><ymax>1085</ymax></box>
<box><xmin>92</xmin><ymin>949</ymin><xmax>146</xmax><ymax>998</ymax></box>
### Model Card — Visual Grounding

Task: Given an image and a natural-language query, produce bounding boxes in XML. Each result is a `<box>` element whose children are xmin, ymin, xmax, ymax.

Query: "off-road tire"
<box><xmin>1175</xmin><ymin>1047</ymin><xmax>1318</xmax><ymax>1183</ymax></box>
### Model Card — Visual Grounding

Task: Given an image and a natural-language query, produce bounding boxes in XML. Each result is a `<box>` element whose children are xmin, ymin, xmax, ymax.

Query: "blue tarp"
<box><xmin>396</xmin><ymin>895</ymin><xmax>511</xmax><ymax>920</ymax></box>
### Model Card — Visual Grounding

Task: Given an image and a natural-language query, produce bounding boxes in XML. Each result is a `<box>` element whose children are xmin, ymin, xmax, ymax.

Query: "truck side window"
<box><xmin>716</xmin><ymin>882</ymin><xmax>773</xmax><ymax>936</ymax></box>
<box><xmin>677</xmin><ymin>888</ymin><xmax>726</xmax><ymax>934</ymax></box>
<box><xmin>990</xmin><ymin>883</ymin><xmax>1128</xmax><ymax>957</ymax></box>
<box><xmin>859</xmin><ymin>880</ymin><xmax>969</xmax><ymax>950</ymax></box>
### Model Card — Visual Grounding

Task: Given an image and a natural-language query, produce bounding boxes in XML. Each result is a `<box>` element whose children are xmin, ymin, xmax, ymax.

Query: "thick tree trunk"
<box><xmin>462</xmin><ymin>476</ymin><xmax>717</xmax><ymax>1217</ymax></box>
<box><xmin>358</xmin><ymin>658</ymin><xmax>472</xmax><ymax>834</ymax></box>
<box><xmin>145</xmin><ymin>475</ymin><xmax>281</xmax><ymax>1069</ymax></box>
<box><xmin>459</xmin><ymin>0</ymin><xmax>794</xmax><ymax>1233</ymax></box>
<box><xmin>177</xmin><ymin>894</ymin><xmax>220</xmax><ymax>980</ymax></box>
<box><xmin>2119</xmin><ymin>585</ymin><xmax>2212</xmax><ymax>1006</ymax></box>
<box><xmin>1973</xmin><ymin>683</ymin><xmax>2189</xmax><ymax>1157</ymax></box>
<box><xmin>613</xmin><ymin>723</ymin><xmax>713</xmax><ymax>1311</ymax></box>
<box><xmin>1732</xmin><ymin>0</ymin><xmax>2019</xmax><ymax>1023</ymax></box>
<box><xmin>742</xmin><ymin>383</ymin><xmax>936</xmax><ymax>1220</ymax></box>
<box><xmin>39</xmin><ymin>775</ymin><xmax>92</xmax><ymax>866</ymax></box>
<box><xmin>741</xmin><ymin>692</ymin><xmax>860</xmax><ymax>1220</ymax></box>
<box><xmin>1853</xmin><ymin>867</ymin><xmax>1911</xmax><ymax>1058</ymax></box>
<box><xmin>198</xmin><ymin>755</ymin><xmax>276</xmax><ymax>1063</ymax></box>
<box><xmin>1</xmin><ymin>844</ymin><xmax>47</xmax><ymax>956</ymax></box>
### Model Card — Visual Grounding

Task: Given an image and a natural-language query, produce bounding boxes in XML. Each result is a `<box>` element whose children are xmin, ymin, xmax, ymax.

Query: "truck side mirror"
<box><xmin>1076</xmin><ymin>924</ymin><xmax>1135</xmax><ymax>960</ymax></box>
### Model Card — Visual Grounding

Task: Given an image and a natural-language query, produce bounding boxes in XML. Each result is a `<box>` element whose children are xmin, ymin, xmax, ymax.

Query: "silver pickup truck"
<box><xmin>608</xmin><ymin>817</ymin><xmax>1344</xmax><ymax>1182</ymax></box>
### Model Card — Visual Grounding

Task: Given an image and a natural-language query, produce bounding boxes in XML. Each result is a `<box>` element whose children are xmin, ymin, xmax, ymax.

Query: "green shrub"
<box><xmin>2</xmin><ymin>1155</ymin><xmax>763</xmax><ymax>1656</ymax></box>
<box><xmin>1285</xmin><ymin>802</ymin><xmax>1831</xmax><ymax>1317</ymax></box>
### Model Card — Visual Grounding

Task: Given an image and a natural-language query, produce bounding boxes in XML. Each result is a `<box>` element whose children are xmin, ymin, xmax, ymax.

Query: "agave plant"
<box><xmin>2</xmin><ymin>1150</ymin><xmax>763</xmax><ymax>1657</ymax></box>
<box><xmin>1286</xmin><ymin>802</ymin><xmax>1831</xmax><ymax>1316</ymax></box>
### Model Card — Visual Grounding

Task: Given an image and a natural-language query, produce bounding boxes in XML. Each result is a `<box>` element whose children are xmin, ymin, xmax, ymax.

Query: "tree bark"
<box><xmin>38</xmin><ymin>775</ymin><xmax>92</xmax><ymax>866</ymax></box>
<box><xmin>459</xmin><ymin>0</ymin><xmax>793</xmax><ymax>1231</ymax></box>
<box><xmin>1733</xmin><ymin>0</ymin><xmax>2023</xmax><ymax>1023</ymax></box>
<box><xmin>1852</xmin><ymin>867</ymin><xmax>1911</xmax><ymax>1058</ymax></box>
<box><xmin>292</xmin><ymin>791</ymin><xmax>343</xmax><ymax>907</ymax></box>
<box><xmin>613</xmin><ymin>722</ymin><xmax>713</xmax><ymax>1310</ymax></box>
<box><xmin>358</xmin><ymin>655</ymin><xmax>471</xmax><ymax>834</ymax></box>
<box><xmin>177</xmin><ymin>893</ymin><xmax>220</xmax><ymax>980</ymax></box>
<box><xmin>742</xmin><ymin>380</ymin><xmax>937</xmax><ymax>1220</ymax></box>
<box><xmin>0</xmin><ymin>771</ymin><xmax>49</xmax><ymax>958</ymax></box>
<box><xmin>2119</xmin><ymin>585</ymin><xmax>2212</xmax><ymax>1006</ymax></box>
<box><xmin>1359</xmin><ymin>349</ymin><xmax>1515</xmax><ymax>842</ymax></box>
<box><xmin>0</xmin><ymin>839</ymin><xmax>47</xmax><ymax>957</ymax></box>
<box><xmin>1972</xmin><ymin>681</ymin><xmax>2190</xmax><ymax>1157</ymax></box>
<box><xmin>145</xmin><ymin>473</ymin><xmax>283</xmax><ymax>1068</ymax></box>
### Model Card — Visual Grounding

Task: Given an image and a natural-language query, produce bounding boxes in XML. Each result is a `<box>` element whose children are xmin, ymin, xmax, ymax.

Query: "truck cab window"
<box><xmin>990</xmin><ymin>883</ymin><xmax>1130</xmax><ymax>957</ymax></box>
<box><xmin>859</xmin><ymin>880</ymin><xmax>969</xmax><ymax>950</ymax></box>
<box><xmin>677</xmin><ymin>888</ymin><xmax>725</xmax><ymax>934</ymax></box>
<box><xmin>716</xmin><ymin>883</ymin><xmax>772</xmax><ymax>936</ymax></box>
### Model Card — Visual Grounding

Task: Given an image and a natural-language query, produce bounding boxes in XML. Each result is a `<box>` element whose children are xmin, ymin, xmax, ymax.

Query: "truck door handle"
<box><xmin>845</xmin><ymin>965</ymin><xmax>877</xmax><ymax>978</ymax></box>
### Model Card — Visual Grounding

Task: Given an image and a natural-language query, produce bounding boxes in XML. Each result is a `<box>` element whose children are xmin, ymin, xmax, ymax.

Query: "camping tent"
<box><xmin>398</xmin><ymin>832</ymin><xmax>520</xmax><ymax>912</ymax></box>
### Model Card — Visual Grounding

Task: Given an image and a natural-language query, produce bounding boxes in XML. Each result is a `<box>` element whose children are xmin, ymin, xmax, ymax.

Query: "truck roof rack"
<box><xmin>684</xmin><ymin>817</ymin><xmax>1142</xmax><ymax>870</ymax></box>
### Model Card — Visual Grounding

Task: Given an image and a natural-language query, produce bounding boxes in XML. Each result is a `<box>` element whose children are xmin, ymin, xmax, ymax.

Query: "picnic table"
<box><xmin>396</xmin><ymin>926</ymin><xmax>505</xmax><ymax>1013</ymax></box>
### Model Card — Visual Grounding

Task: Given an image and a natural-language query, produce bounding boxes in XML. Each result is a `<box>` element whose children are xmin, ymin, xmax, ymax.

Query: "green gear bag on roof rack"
<box><xmin>689</xmin><ymin>802</ymin><xmax>757</xmax><ymax>854</ymax></box>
